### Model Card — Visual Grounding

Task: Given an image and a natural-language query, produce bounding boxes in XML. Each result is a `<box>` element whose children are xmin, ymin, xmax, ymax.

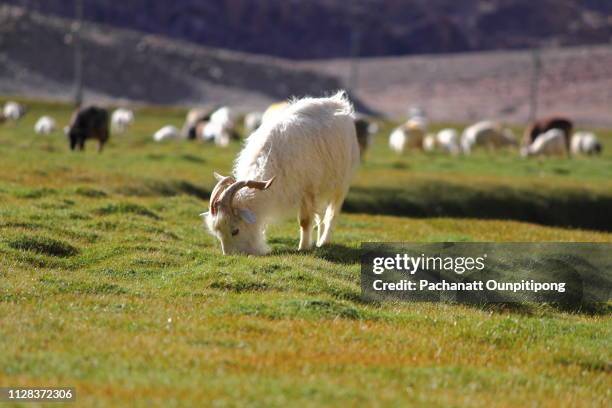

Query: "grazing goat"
<box><xmin>111</xmin><ymin>108</ymin><xmax>134</xmax><ymax>134</ymax></box>
<box><xmin>66</xmin><ymin>106</ymin><xmax>110</xmax><ymax>152</ymax></box>
<box><xmin>153</xmin><ymin>125</ymin><xmax>180</xmax><ymax>142</ymax></box>
<box><xmin>423</xmin><ymin>128</ymin><xmax>461</xmax><ymax>155</ymax></box>
<box><xmin>524</xmin><ymin>117</ymin><xmax>572</xmax><ymax>152</ymax></box>
<box><xmin>3</xmin><ymin>101</ymin><xmax>26</xmax><ymax>121</ymax></box>
<box><xmin>181</xmin><ymin>106</ymin><xmax>217</xmax><ymax>140</ymax></box>
<box><xmin>571</xmin><ymin>131</ymin><xmax>603</xmax><ymax>156</ymax></box>
<box><xmin>244</xmin><ymin>111</ymin><xmax>263</xmax><ymax>135</ymax></box>
<box><xmin>461</xmin><ymin>121</ymin><xmax>517</xmax><ymax>154</ymax></box>
<box><xmin>195</xmin><ymin>106</ymin><xmax>238</xmax><ymax>146</ymax></box>
<box><xmin>354</xmin><ymin>114</ymin><xmax>378</xmax><ymax>160</ymax></box>
<box><xmin>389</xmin><ymin>118</ymin><xmax>426</xmax><ymax>154</ymax></box>
<box><xmin>34</xmin><ymin>116</ymin><xmax>56</xmax><ymax>135</ymax></box>
<box><xmin>202</xmin><ymin>91</ymin><xmax>359</xmax><ymax>255</ymax></box>
<box><xmin>521</xmin><ymin>128</ymin><xmax>567</xmax><ymax>157</ymax></box>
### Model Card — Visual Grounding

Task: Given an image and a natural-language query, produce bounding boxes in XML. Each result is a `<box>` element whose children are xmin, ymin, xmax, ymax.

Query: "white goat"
<box><xmin>3</xmin><ymin>101</ymin><xmax>26</xmax><ymax>121</ymax></box>
<box><xmin>389</xmin><ymin>118</ymin><xmax>426</xmax><ymax>154</ymax></box>
<box><xmin>34</xmin><ymin>116</ymin><xmax>56</xmax><ymax>135</ymax></box>
<box><xmin>202</xmin><ymin>91</ymin><xmax>360</xmax><ymax>255</ymax></box>
<box><xmin>153</xmin><ymin>125</ymin><xmax>180</xmax><ymax>142</ymax></box>
<box><xmin>461</xmin><ymin>121</ymin><xmax>517</xmax><ymax>154</ymax></box>
<box><xmin>198</xmin><ymin>120</ymin><xmax>231</xmax><ymax>147</ymax></box>
<box><xmin>244</xmin><ymin>111</ymin><xmax>263</xmax><ymax>135</ymax></box>
<box><xmin>111</xmin><ymin>108</ymin><xmax>134</xmax><ymax>133</ymax></box>
<box><xmin>200</xmin><ymin>106</ymin><xmax>237</xmax><ymax>146</ymax></box>
<box><xmin>521</xmin><ymin>128</ymin><xmax>567</xmax><ymax>157</ymax></box>
<box><xmin>571</xmin><ymin>131</ymin><xmax>602</xmax><ymax>156</ymax></box>
<box><xmin>423</xmin><ymin>128</ymin><xmax>461</xmax><ymax>155</ymax></box>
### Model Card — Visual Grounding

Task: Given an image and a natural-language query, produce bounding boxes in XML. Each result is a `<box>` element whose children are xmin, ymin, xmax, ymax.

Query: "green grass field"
<box><xmin>0</xmin><ymin>98</ymin><xmax>610</xmax><ymax>407</ymax></box>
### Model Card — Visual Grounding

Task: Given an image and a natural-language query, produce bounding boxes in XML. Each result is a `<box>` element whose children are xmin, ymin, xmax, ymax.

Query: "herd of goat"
<box><xmin>0</xmin><ymin>94</ymin><xmax>605</xmax><ymax>254</ymax></box>
<box><xmin>1</xmin><ymin>98</ymin><xmax>602</xmax><ymax>158</ymax></box>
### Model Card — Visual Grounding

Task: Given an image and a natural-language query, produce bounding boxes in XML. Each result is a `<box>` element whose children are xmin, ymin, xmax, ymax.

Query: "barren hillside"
<box><xmin>303</xmin><ymin>47</ymin><xmax>612</xmax><ymax>125</ymax></box>
<box><xmin>0</xmin><ymin>5</ymin><xmax>351</xmax><ymax>111</ymax></box>
<box><xmin>1</xmin><ymin>5</ymin><xmax>611</xmax><ymax>125</ymax></box>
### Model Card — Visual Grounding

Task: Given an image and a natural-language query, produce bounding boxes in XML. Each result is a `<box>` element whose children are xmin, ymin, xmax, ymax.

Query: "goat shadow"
<box><xmin>270</xmin><ymin>240</ymin><xmax>362</xmax><ymax>265</ymax></box>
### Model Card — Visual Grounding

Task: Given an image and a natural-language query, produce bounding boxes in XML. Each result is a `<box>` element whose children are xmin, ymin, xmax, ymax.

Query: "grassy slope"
<box><xmin>0</xmin><ymin>99</ymin><xmax>610</xmax><ymax>407</ymax></box>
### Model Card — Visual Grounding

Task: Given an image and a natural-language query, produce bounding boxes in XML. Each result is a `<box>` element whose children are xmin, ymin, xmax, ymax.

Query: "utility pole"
<box><xmin>73</xmin><ymin>0</ymin><xmax>84</xmax><ymax>107</ymax></box>
<box><xmin>348</xmin><ymin>28</ymin><xmax>361</xmax><ymax>93</ymax></box>
<box><xmin>528</xmin><ymin>48</ymin><xmax>542</xmax><ymax>122</ymax></box>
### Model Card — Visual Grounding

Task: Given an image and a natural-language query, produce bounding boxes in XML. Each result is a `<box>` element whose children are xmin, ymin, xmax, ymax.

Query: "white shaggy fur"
<box><xmin>461</xmin><ymin>121</ymin><xmax>517</xmax><ymax>154</ymax></box>
<box><xmin>389</xmin><ymin>118</ymin><xmax>426</xmax><ymax>154</ymax></box>
<box><xmin>424</xmin><ymin>128</ymin><xmax>461</xmax><ymax>155</ymax></box>
<box><xmin>111</xmin><ymin>108</ymin><xmax>134</xmax><ymax>133</ymax></box>
<box><xmin>34</xmin><ymin>116</ymin><xmax>56</xmax><ymax>135</ymax></box>
<box><xmin>261</xmin><ymin>102</ymin><xmax>288</xmax><ymax>124</ymax></box>
<box><xmin>571</xmin><ymin>131</ymin><xmax>602</xmax><ymax>155</ymax></box>
<box><xmin>153</xmin><ymin>125</ymin><xmax>180</xmax><ymax>142</ymax></box>
<box><xmin>203</xmin><ymin>91</ymin><xmax>360</xmax><ymax>255</ymax></box>
<box><xmin>521</xmin><ymin>128</ymin><xmax>567</xmax><ymax>157</ymax></box>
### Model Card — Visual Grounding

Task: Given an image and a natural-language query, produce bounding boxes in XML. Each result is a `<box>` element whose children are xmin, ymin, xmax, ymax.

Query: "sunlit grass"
<box><xmin>0</xmin><ymin>98</ymin><xmax>610</xmax><ymax>407</ymax></box>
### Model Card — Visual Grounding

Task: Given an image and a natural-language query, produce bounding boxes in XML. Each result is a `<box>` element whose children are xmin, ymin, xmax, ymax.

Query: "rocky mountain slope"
<box><xmin>0</xmin><ymin>5</ymin><xmax>351</xmax><ymax>110</ymax></box>
<box><xmin>1</xmin><ymin>5</ymin><xmax>611</xmax><ymax>125</ymax></box>
<box><xmin>5</xmin><ymin>0</ymin><xmax>612</xmax><ymax>59</ymax></box>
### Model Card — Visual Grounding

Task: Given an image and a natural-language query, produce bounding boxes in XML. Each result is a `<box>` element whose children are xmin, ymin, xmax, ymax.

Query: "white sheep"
<box><xmin>111</xmin><ymin>108</ymin><xmax>134</xmax><ymax>133</ymax></box>
<box><xmin>521</xmin><ymin>128</ymin><xmax>567</xmax><ymax>157</ymax></box>
<box><xmin>389</xmin><ymin>118</ymin><xmax>426</xmax><ymax>154</ymax></box>
<box><xmin>423</xmin><ymin>128</ymin><xmax>461</xmax><ymax>155</ymax></box>
<box><xmin>244</xmin><ymin>111</ymin><xmax>263</xmax><ymax>135</ymax></box>
<box><xmin>571</xmin><ymin>131</ymin><xmax>602</xmax><ymax>156</ymax></box>
<box><xmin>153</xmin><ymin>125</ymin><xmax>180</xmax><ymax>142</ymax></box>
<box><xmin>34</xmin><ymin>116</ymin><xmax>56</xmax><ymax>135</ymax></box>
<box><xmin>202</xmin><ymin>91</ymin><xmax>360</xmax><ymax>255</ymax></box>
<box><xmin>461</xmin><ymin>121</ymin><xmax>517</xmax><ymax>154</ymax></box>
<box><xmin>3</xmin><ymin>101</ymin><xmax>26</xmax><ymax>121</ymax></box>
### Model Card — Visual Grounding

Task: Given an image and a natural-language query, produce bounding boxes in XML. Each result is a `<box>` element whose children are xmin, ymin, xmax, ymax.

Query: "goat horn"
<box><xmin>209</xmin><ymin>174</ymin><xmax>235</xmax><ymax>215</ymax></box>
<box><xmin>219</xmin><ymin>177</ymin><xmax>275</xmax><ymax>210</ymax></box>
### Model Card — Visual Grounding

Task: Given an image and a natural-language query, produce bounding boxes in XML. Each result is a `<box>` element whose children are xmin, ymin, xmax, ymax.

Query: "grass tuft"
<box><xmin>7</xmin><ymin>235</ymin><xmax>79</xmax><ymax>257</ymax></box>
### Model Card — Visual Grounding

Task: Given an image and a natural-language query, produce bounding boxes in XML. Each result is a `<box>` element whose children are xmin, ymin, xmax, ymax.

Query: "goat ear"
<box><xmin>238</xmin><ymin>208</ymin><xmax>256</xmax><ymax>224</ymax></box>
<box><xmin>213</xmin><ymin>172</ymin><xmax>226</xmax><ymax>181</ymax></box>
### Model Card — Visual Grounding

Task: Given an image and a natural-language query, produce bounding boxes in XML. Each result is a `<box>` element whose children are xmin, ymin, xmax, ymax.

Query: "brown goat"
<box><xmin>524</xmin><ymin>117</ymin><xmax>573</xmax><ymax>152</ymax></box>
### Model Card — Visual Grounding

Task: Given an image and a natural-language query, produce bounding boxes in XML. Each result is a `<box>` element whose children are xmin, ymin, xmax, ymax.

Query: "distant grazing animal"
<box><xmin>66</xmin><ymin>106</ymin><xmax>110</xmax><ymax>152</ymax></box>
<box><xmin>181</xmin><ymin>106</ymin><xmax>218</xmax><ymax>139</ymax></box>
<box><xmin>261</xmin><ymin>101</ymin><xmax>288</xmax><ymax>124</ymax></box>
<box><xmin>195</xmin><ymin>106</ymin><xmax>238</xmax><ymax>146</ymax></box>
<box><xmin>34</xmin><ymin>116</ymin><xmax>56</xmax><ymax>135</ymax></box>
<box><xmin>244</xmin><ymin>111</ymin><xmax>263</xmax><ymax>135</ymax></box>
<box><xmin>111</xmin><ymin>108</ymin><xmax>134</xmax><ymax>133</ymax></box>
<box><xmin>153</xmin><ymin>125</ymin><xmax>180</xmax><ymax>142</ymax></box>
<box><xmin>521</xmin><ymin>128</ymin><xmax>567</xmax><ymax>157</ymax></box>
<box><xmin>354</xmin><ymin>114</ymin><xmax>378</xmax><ymax>160</ymax></box>
<box><xmin>3</xmin><ymin>101</ymin><xmax>26</xmax><ymax>121</ymax></box>
<box><xmin>423</xmin><ymin>128</ymin><xmax>461</xmax><ymax>155</ymax></box>
<box><xmin>461</xmin><ymin>121</ymin><xmax>517</xmax><ymax>154</ymax></box>
<box><xmin>524</xmin><ymin>117</ymin><xmax>572</xmax><ymax>152</ymax></box>
<box><xmin>389</xmin><ymin>118</ymin><xmax>427</xmax><ymax>154</ymax></box>
<box><xmin>571</xmin><ymin>131</ymin><xmax>602</xmax><ymax>156</ymax></box>
<box><xmin>202</xmin><ymin>91</ymin><xmax>359</xmax><ymax>255</ymax></box>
